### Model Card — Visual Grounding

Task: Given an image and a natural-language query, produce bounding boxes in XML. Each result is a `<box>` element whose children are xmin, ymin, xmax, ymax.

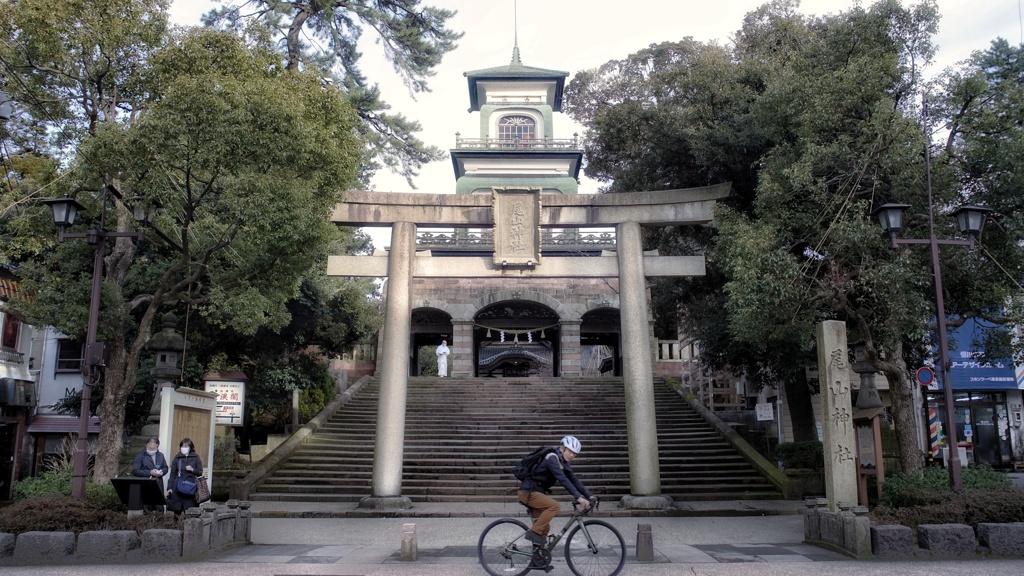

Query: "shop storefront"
<box><xmin>924</xmin><ymin>319</ymin><xmax>1022</xmax><ymax>469</ymax></box>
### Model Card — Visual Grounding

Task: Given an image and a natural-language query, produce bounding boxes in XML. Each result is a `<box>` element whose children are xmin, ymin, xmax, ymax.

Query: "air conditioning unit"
<box><xmin>0</xmin><ymin>379</ymin><xmax>36</xmax><ymax>407</ymax></box>
<box><xmin>12</xmin><ymin>380</ymin><xmax>35</xmax><ymax>407</ymax></box>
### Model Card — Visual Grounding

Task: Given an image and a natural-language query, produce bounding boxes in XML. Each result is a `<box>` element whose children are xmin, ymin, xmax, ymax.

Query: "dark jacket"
<box><xmin>518</xmin><ymin>449</ymin><xmax>592</xmax><ymax>500</ymax></box>
<box><xmin>131</xmin><ymin>449</ymin><xmax>169</xmax><ymax>489</ymax></box>
<box><xmin>167</xmin><ymin>451</ymin><xmax>203</xmax><ymax>512</ymax></box>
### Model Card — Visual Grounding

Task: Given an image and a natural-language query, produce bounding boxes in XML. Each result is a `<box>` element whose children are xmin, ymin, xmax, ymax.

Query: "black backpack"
<box><xmin>513</xmin><ymin>445</ymin><xmax>557</xmax><ymax>481</ymax></box>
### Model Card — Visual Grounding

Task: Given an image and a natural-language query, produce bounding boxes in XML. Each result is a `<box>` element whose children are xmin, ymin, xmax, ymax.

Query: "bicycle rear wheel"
<box><xmin>563</xmin><ymin>519</ymin><xmax>626</xmax><ymax>576</ymax></box>
<box><xmin>478</xmin><ymin>518</ymin><xmax>534</xmax><ymax>576</ymax></box>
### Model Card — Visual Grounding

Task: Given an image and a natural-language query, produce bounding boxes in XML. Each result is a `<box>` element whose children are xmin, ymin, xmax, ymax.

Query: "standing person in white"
<box><xmin>436</xmin><ymin>339</ymin><xmax>450</xmax><ymax>377</ymax></box>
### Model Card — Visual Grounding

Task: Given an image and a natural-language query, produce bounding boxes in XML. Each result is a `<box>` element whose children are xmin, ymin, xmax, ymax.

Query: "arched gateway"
<box><xmin>326</xmin><ymin>45</ymin><xmax>730</xmax><ymax>511</ymax></box>
<box><xmin>330</xmin><ymin>184</ymin><xmax>728</xmax><ymax>511</ymax></box>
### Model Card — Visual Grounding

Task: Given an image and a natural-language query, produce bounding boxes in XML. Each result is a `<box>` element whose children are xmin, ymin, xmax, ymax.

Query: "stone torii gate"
<box><xmin>328</xmin><ymin>183</ymin><xmax>730</xmax><ymax>510</ymax></box>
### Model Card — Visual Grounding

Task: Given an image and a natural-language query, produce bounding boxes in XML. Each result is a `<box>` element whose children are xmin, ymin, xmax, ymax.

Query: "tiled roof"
<box><xmin>26</xmin><ymin>414</ymin><xmax>101</xmax><ymax>434</ymax></box>
<box><xmin>0</xmin><ymin>276</ymin><xmax>17</xmax><ymax>300</ymax></box>
<box><xmin>464</xmin><ymin>46</ymin><xmax>568</xmax><ymax>79</ymax></box>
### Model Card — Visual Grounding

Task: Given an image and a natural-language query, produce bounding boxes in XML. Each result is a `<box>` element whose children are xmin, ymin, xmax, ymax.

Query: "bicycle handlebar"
<box><xmin>572</xmin><ymin>496</ymin><xmax>600</xmax><ymax>516</ymax></box>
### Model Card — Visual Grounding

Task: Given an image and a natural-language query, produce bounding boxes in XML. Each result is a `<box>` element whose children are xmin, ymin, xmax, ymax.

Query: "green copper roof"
<box><xmin>464</xmin><ymin>45</ymin><xmax>569</xmax><ymax>111</ymax></box>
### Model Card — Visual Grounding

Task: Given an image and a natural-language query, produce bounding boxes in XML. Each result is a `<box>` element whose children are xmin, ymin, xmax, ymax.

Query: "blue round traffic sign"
<box><xmin>916</xmin><ymin>366</ymin><xmax>935</xmax><ymax>386</ymax></box>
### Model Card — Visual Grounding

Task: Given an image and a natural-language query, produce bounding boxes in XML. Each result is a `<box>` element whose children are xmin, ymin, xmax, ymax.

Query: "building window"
<box><xmin>56</xmin><ymin>339</ymin><xmax>83</xmax><ymax>373</ymax></box>
<box><xmin>1</xmin><ymin>315</ymin><xmax>18</xmax><ymax>349</ymax></box>
<box><xmin>498</xmin><ymin>115</ymin><xmax>535</xmax><ymax>143</ymax></box>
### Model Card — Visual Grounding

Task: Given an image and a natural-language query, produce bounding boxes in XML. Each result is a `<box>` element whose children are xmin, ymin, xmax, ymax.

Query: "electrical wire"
<box><xmin>979</xmin><ymin>244</ymin><xmax>1024</xmax><ymax>291</ymax></box>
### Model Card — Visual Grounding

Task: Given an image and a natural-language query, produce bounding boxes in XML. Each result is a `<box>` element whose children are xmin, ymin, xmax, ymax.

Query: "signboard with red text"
<box><xmin>205</xmin><ymin>380</ymin><xmax>246</xmax><ymax>426</ymax></box>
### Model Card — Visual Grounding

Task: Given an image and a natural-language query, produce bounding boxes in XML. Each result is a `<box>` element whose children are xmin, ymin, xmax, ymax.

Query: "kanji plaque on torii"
<box><xmin>493</xmin><ymin>188</ymin><xmax>541</xmax><ymax>267</ymax></box>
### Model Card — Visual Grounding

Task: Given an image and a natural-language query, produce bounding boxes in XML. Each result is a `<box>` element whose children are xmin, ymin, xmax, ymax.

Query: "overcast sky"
<box><xmin>168</xmin><ymin>0</ymin><xmax>1024</xmax><ymax>246</ymax></box>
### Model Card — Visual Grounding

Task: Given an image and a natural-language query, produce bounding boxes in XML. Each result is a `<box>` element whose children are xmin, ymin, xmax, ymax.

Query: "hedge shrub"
<box><xmin>775</xmin><ymin>440</ymin><xmax>824</xmax><ymax>470</ymax></box>
<box><xmin>871</xmin><ymin>464</ymin><xmax>1023</xmax><ymax>531</ymax></box>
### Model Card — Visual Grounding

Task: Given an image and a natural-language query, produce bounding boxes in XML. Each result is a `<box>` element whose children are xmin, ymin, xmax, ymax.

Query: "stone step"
<box><xmin>272</xmin><ymin>453</ymin><xmax>755</xmax><ymax>465</ymax></box>
<box><xmin>255</xmin><ymin>477</ymin><xmax>778</xmax><ymax>493</ymax></box>
<box><xmin>248</xmin><ymin>489</ymin><xmax>787</xmax><ymax>503</ymax></box>
<box><xmin>300</xmin><ymin>432</ymin><xmax>727</xmax><ymax>445</ymax></box>
<box><xmin>251</xmin><ymin>377</ymin><xmax>782</xmax><ymax>501</ymax></box>
<box><xmin>261</xmin><ymin>475</ymin><xmax>773</xmax><ymax>489</ymax></box>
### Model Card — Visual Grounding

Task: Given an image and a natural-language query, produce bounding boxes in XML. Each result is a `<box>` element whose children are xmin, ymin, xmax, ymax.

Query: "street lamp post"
<box><xmin>872</xmin><ymin>201</ymin><xmax>991</xmax><ymax>491</ymax></box>
<box><xmin>43</xmin><ymin>185</ymin><xmax>143</xmax><ymax>498</ymax></box>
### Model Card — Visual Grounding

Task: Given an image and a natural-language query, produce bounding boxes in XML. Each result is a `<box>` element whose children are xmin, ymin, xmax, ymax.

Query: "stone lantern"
<box><xmin>148</xmin><ymin>312</ymin><xmax>188</xmax><ymax>384</ymax></box>
<box><xmin>851</xmin><ymin>345</ymin><xmax>883</xmax><ymax>410</ymax></box>
<box><xmin>851</xmin><ymin>345</ymin><xmax>885</xmax><ymax>504</ymax></box>
<box><xmin>136</xmin><ymin>313</ymin><xmax>189</xmax><ymax>444</ymax></box>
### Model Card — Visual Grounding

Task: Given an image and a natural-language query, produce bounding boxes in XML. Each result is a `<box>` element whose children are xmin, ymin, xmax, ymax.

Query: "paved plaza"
<box><xmin>3</xmin><ymin>495</ymin><xmax>1024</xmax><ymax>574</ymax></box>
<box><xmin>218</xmin><ymin>505</ymin><xmax>844</xmax><ymax>565</ymax></box>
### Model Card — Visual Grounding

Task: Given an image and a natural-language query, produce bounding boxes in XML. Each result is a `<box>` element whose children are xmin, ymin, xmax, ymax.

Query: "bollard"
<box><xmin>636</xmin><ymin>524</ymin><xmax>653</xmax><ymax>561</ymax></box>
<box><xmin>401</xmin><ymin>523</ymin><xmax>417</xmax><ymax>561</ymax></box>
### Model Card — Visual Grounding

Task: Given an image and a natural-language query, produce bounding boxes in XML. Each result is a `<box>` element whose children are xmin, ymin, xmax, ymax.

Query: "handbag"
<box><xmin>175</xmin><ymin>460</ymin><xmax>197</xmax><ymax>496</ymax></box>
<box><xmin>195</xmin><ymin>475</ymin><xmax>211</xmax><ymax>504</ymax></box>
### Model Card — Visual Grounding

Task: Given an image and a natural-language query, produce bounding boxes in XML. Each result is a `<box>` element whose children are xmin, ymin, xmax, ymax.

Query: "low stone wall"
<box><xmin>804</xmin><ymin>498</ymin><xmax>1024</xmax><ymax>559</ymax></box>
<box><xmin>0</xmin><ymin>500</ymin><xmax>252</xmax><ymax>565</ymax></box>
<box><xmin>802</xmin><ymin>498</ymin><xmax>871</xmax><ymax>557</ymax></box>
<box><xmin>870</xmin><ymin>522</ymin><xmax>1024</xmax><ymax>558</ymax></box>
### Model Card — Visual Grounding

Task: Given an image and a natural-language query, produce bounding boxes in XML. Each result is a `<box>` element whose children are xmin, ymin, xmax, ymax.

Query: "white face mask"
<box><xmin>180</xmin><ymin>446</ymin><xmax>190</xmax><ymax>456</ymax></box>
<box><xmin>146</xmin><ymin>449</ymin><xmax>157</xmax><ymax>456</ymax></box>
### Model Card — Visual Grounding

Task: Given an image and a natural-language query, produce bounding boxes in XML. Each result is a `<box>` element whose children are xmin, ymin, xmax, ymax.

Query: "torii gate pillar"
<box><xmin>359</xmin><ymin>222</ymin><xmax>415</xmax><ymax>511</ymax></box>
<box><xmin>618</xmin><ymin>221</ymin><xmax>670</xmax><ymax>508</ymax></box>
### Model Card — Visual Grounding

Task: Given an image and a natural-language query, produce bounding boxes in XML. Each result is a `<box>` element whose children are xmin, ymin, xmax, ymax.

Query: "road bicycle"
<box><xmin>477</xmin><ymin>498</ymin><xmax>626</xmax><ymax>576</ymax></box>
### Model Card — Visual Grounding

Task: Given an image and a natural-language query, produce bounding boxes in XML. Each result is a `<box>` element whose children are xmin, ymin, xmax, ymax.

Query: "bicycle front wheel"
<box><xmin>478</xmin><ymin>518</ymin><xmax>534</xmax><ymax>576</ymax></box>
<box><xmin>563</xmin><ymin>519</ymin><xmax>626</xmax><ymax>576</ymax></box>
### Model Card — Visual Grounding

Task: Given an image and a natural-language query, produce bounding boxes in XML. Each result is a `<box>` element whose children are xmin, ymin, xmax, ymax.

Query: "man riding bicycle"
<box><xmin>518</xmin><ymin>435</ymin><xmax>594</xmax><ymax>546</ymax></box>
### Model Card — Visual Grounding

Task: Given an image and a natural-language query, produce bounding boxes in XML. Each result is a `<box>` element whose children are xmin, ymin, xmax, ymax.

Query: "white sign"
<box><xmin>755</xmin><ymin>402</ymin><xmax>774</xmax><ymax>421</ymax></box>
<box><xmin>205</xmin><ymin>380</ymin><xmax>246</xmax><ymax>426</ymax></box>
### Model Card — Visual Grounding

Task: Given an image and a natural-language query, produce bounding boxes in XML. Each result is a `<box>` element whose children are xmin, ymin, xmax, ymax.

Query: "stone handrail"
<box><xmin>341</xmin><ymin>343</ymin><xmax>376</xmax><ymax>362</ymax></box>
<box><xmin>230</xmin><ymin>375</ymin><xmax>371</xmax><ymax>500</ymax></box>
<box><xmin>654</xmin><ymin>340</ymin><xmax>685</xmax><ymax>362</ymax></box>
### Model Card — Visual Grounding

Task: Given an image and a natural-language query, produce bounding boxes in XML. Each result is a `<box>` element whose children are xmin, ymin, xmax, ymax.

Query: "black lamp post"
<box><xmin>871</xmin><ymin>195</ymin><xmax>991</xmax><ymax>491</ymax></box>
<box><xmin>43</xmin><ymin>186</ymin><xmax>143</xmax><ymax>498</ymax></box>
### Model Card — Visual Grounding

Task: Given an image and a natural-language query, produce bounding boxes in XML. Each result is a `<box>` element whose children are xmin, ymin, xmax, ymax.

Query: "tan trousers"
<box><xmin>518</xmin><ymin>490</ymin><xmax>560</xmax><ymax>537</ymax></box>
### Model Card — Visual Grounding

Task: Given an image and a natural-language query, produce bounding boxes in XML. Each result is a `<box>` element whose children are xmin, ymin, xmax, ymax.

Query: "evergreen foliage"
<box><xmin>0</xmin><ymin>0</ymin><xmax>367</xmax><ymax>483</ymax></box>
<box><xmin>564</xmin><ymin>0</ymin><xmax>1023</xmax><ymax>473</ymax></box>
<box><xmin>203</xmin><ymin>0</ymin><xmax>463</xmax><ymax>186</ymax></box>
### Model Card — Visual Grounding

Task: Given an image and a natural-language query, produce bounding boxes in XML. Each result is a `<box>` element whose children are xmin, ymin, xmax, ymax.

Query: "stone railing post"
<box><xmin>851</xmin><ymin>505</ymin><xmax>872</xmax><ymax>557</ymax></box>
<box><xmin>451</xmin><ymin>320</ymin><xmax>475</xmax><ymax>377</ymax></box>
<box><xmin>559</xmin><ymin>319</ymin><xmax>582</xmax><ymax>377</ymax></box>
<box><xmin>803</xmin><ymin>499</ymin><xmax>819</xmax><ymax>541</ymax></box>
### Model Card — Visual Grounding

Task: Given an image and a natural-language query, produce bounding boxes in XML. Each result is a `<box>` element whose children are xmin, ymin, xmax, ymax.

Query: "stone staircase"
<box><xmin>248</xmin><ymin>377</ymin><xmax>784</xmax><ymax>502</ymax></box>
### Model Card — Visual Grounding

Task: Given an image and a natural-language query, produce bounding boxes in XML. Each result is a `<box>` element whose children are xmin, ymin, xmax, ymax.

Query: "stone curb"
<box><xmin>869</xmin><ymin>522</ymin><xmax>1024</xmax><ymax>559</ymax></box>
<box><xmin>0</xmin><ymin>502</ymin><xmax>252</xmax><ymax>566</ymax></box>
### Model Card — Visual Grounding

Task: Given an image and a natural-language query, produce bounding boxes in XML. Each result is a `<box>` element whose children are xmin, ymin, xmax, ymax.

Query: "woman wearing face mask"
<box><xmin>167</xmin><ymin>437</ymin><xmax>203</xmax><ymax>515</ymax></box>
<box><xmin>131</xmin><ymin>437</ymin><xmax>168</xmax><ymax>511</ymax></box>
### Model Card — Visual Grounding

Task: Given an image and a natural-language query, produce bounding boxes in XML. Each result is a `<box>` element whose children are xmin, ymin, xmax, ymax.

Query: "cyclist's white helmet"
<box><xmin>561</xmin><ymin>435</ymin><xmax>582</xmax><ymax>454</ymax></box>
